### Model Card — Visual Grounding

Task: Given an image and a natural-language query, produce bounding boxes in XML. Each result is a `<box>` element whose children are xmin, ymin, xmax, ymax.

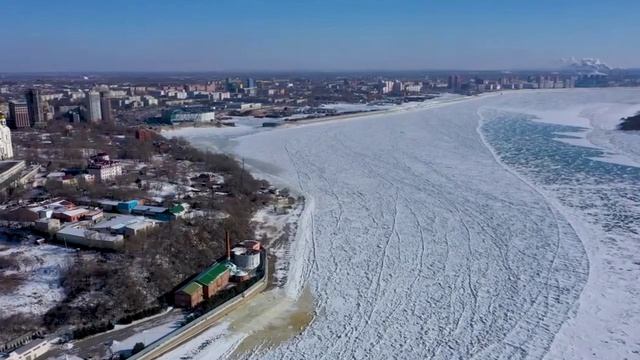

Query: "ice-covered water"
<box><xmin>167</xmin><ymin>88</ymin><xmax>640</xmax><ymax>359</ymax></box>
<box><xmin>479</xmin><ymin>103</ymin><xmax>640</xmax><ymax>359</ymax></box>
<box><xmin>481</xmin><ymin>110</ymin><xmax>640</xmax><ymax>235</ymax></box>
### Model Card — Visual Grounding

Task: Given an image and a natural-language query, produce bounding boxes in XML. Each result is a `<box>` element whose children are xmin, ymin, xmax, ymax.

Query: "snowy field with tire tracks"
<box><xmin>165</xmin><ymin>88</ymin><xmax>640</xmax><ymax>359</ymax></box>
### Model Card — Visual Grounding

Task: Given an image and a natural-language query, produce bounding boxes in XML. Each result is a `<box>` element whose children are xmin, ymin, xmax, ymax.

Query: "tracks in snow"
<box><xmin>235</xmin><ymin>100</ymin><xmax>588</xmax><ymax>360</ymax></box>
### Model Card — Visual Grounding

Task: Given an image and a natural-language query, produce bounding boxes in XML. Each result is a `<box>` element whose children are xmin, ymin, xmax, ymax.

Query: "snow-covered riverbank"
<box><xmin>165</xmin><ymin>88</ymin><xmax>640</xmax><ymax>359</ymax></box>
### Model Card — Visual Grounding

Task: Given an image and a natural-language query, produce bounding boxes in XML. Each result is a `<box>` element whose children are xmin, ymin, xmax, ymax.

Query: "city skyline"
<box><xmin>3</xmin><ymin>0</ymin><xmax>640</xmax><ymax>72</ymax></box>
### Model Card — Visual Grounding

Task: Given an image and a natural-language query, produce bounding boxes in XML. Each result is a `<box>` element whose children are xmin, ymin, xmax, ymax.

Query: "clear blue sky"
<box><xmin>2</xmin><ymin>0</ymin><xmax>639</xmax><ymax>72</ymax></box>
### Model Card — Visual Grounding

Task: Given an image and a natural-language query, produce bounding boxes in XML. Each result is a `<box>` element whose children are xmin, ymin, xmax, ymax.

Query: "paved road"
<box><xmin>44</xmin><ymin>309</ymin><xmax>184</xmax><ymax>359</ymax></box>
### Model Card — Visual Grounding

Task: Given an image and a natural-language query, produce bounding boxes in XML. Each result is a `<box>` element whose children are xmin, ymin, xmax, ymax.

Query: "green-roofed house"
<box><xmin>156</xmin><ymin>203</ymin><xmax>188</xmax><ymax>221</ymax></box>
<box><xmin>194</xmin><ymin>262</ymin><xmax>230</xmax><ymax>299</ymax></box>
<box><xmin>175</xmin><ymin>281</ymin><xmax>204</xmax><ymax>308</ymax></box>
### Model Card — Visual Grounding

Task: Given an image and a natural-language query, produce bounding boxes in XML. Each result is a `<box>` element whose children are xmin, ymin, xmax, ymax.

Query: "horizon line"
<box><xmin>1</xmin><ymin>67</ymin><xmax>638</xmax><ymax>76</ymax></box>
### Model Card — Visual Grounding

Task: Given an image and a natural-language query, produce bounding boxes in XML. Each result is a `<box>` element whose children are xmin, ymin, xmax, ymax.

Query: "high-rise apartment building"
<box><xmin>86</xmin><ymin>91</ymin><xmax>102</xmax><ymax>122</ymax></box>
<box><xmin>8</xmin><ymin>101</ymin><xmax>30</xmax><ymax>129</ymax></box>
<box><xmin>448</xmin><ymin>75</ymin><xmax>461</xmax><ymax>90</ymax></box>
<box><xmin>25</xmin><ymin>89</ymin><xmax>45</xmax><ymax>128</ymax></box>
<box><xmin>100</xmin><ymin>92</ymin><xmax>113</xmax><ymax>123</ymax></box>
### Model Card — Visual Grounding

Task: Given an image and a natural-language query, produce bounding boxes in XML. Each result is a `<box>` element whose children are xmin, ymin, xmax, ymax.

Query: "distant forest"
<box><xmin>618</xmin><ymin>112</ymin><xmax>640</xmax><ymax>130</ymax></box>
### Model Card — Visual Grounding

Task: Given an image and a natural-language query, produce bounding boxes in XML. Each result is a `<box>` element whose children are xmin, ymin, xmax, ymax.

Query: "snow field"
<box><xmin>168</xmin><ymin>88</ymin><xmax>640</xmax><ymax>359</ymax></box>
<box><xmin>0</xmin><ymin>241</ymin><xmax>74</xmax><ymax>317</ymax></box>
<box><xmin>228</xmin><ymin>97</ymin><xmax>590</xmax><ymax>359</ymax></box>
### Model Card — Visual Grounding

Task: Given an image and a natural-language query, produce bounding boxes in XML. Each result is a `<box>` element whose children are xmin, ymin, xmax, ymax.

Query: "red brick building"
<box><xmin>174</xmin><ymin>282</ymin><xmax>204</xmax><ymax>308</ymax></box>
<box><xmin>194</xmin><ymin>263</ymin><xmax>230</xmax><ymax>299</ymax></box>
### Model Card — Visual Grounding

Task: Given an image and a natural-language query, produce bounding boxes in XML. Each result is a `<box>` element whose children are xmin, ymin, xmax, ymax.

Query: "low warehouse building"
<box><xmin>163</xmin><ymin>108</ymin><xmax>216</xmax><ymax>124</ymax></box>
<box><xmin>116</xmin><ymin>200</ymin><xmax>139</xmax><ymax>214</ymax></box>
<box><xmin>97</xmin><ymin>199</ymin><xmax>119</xmax><ymax>212</ymax></box>
<box><xmin>0</xmin><ymin>160</ymin><xmax>26</xmax><ymax>189</ymax></box>
<box><xmin>7</xmin><ymin>338</ymin><xmax>51</xmax><ymax>360</ymax></box>
<box><xmin>82</xmin><ymin>209</ymin><xmax>104</xmax><ymax>221</ymax></box>
<box><xmin>53</xmin><ymin>208</ymin><xmax>89</xmax><ymax>222</ymax></box>
<box><xmin>194</xmin><ymin>262</ymin><xmax>230</xmax><ymax>299</ymax></box>
<box><xmin>131</xmin><ymin>203</ymin><xmax>187</xmax><ymax>221</ymax></box>
<box><xmin>175</xmin><ymin>282</ymin><xmax>204</xmax><ymax>308</ymax></box>
<box><xmin>3</xmin><ymin>199</ymin><xmax>75</xmax><ymax>222</ymax></box>
<box><xmin>92</xmin><ymin>214</ymin><xmax>157</xmax><ymax>236</ymax></box>
<box><xmin>56</xmin><ymin>225</ymin><xmax>124</xmax><ymax>249</ymax></box>
<box><xmin>131</xmin><ymin>205</ymin><xmax>167</xmax><ymax>218</ymax></box>
<box><xmin>122</xmin><ymin>221</ymin><xmax>155</xmax><ymax>237</ymax></box>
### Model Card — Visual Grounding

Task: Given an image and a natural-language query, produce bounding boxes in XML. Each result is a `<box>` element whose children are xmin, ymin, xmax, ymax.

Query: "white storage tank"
<box><xmin>232</xmin><ymin>247</ymin><xmax>261</xmax><ymax>270</ymax></box>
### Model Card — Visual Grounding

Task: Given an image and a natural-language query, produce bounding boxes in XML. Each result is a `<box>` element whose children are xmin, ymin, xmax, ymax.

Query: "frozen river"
<box><xmin>166</xmin><ymin>88</ymin><xmax>640</xmax><ymax>359</ymax></box>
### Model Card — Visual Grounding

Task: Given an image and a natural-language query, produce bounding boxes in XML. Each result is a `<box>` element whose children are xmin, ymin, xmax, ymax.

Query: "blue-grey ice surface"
<box><xmin>166</xmin><ymin>88</ymin><xmax>640</xmax><ymax>359</ymax></box>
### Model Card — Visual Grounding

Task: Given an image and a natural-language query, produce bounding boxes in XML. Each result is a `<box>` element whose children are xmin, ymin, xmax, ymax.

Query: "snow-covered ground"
<box><xmin>252</xmin><ymin>201</ymin><xmax>304</xmax><ymax>288</ymax></box>
<box><xmin>0</xmin><ymin>240</ymin><xmax>74</xmax><ymax>317</ymax></box>
<box><xmin>157</xmin><ymin>322</ymin><xmax>244</xmax><ymax>360</ymax></box>
<box><xmin>144</xmin><ymin>180</ymin><xmax>196</xmax><ymax>202</ymax></box>
<box><xmin>167</xmin><ymin>88</ymin><xmax>640</xmax><ymax>359</ymax></box>
<box><xmin>317</xmin><ymin>102</ymin><xmax>394</xmax><ymax>113</ymax></box>
<box><xmin>110</xmin><ymin>315</ymin><xmax>182</xmax><ymax>355</ymax></box>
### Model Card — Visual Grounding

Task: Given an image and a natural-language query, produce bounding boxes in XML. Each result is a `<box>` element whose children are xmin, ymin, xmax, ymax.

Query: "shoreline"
<box><xmin>193</xmin><ymin>93</ymin><xmax>489</xmax><ymax>357</ymax></box>
<box><xmin>270</xmin><ymin>89</ymin><xmax>577</xmax><ymax>130</ymax></box>
<box><xmin>161</xmin><ymin>89</ymin><xmax>572</xmax><ymax>149</ymax></box>
<box><xmin>162</xmin><ymin>88</ymin><xmax>635</xmax><ymax>358</ymax></box>
<box><xmin>219</xmin><ymin>172</ymin><xmax>317</xmax><ymax>357</ymax></box>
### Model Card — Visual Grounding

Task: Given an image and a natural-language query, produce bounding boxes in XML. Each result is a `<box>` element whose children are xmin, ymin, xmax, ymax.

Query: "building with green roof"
<box><xmin>194</xmin><ymin>262</ymin><xmax>230</xmax><ymax>299</ymax></box>
<box><xmin>156</xmin><ymin>203</ymin><xmax>187</xmax><ymax>221</ymax></box>
<box><xmin>174</xmin><ymin>281</ymin><xmax>203</xmax><ymax>308</ymax></box>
